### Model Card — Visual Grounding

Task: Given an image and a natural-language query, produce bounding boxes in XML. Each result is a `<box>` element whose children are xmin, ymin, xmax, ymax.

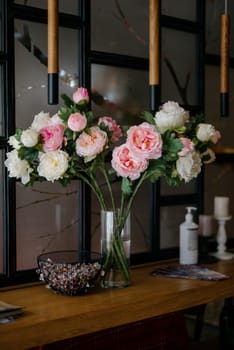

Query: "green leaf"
<box><xmin>108</xmin><ymin>167</ymin><xmax>116</xmax><ymax>175</ymax></box>
<box><xmin>166</xmin><ymin>138</ymin><xmax>183</xmax><ymax>154</ymax></box>
<box><xmin>141</xmin><ymin>111</ymin><xmax>156</xmax><ymax>125</ymax></box>
<box><xmin>121</xmin><ymin>177</ymin><xmax>133</xmax><ymax>196</ymax></box>
<box><xmin>61</xmin><ymin>93</ymin><xmax>74</xmax><ymax>108</ymax></box>
<box><xmin>59</xmin><ymin>107</ymin><xmax>72</xmax><ymax>122</ymax></box>
<box><xmin>59</xmin><ymin>177</ymin><xmax>71</xmax><ymax>187</ymax></box>
<box><xmin>184</xmin><ymin>113</ymin><xmax>205</xmax><ymax>139</ymax></box>
<box><xmin>165</xmin><ymin>175</ymin><xmax>182</xmax><ymax>187</ymax></box>
<box><xmin>163</xmin><ymin>153</ymin><xmax>178</xmax><ymax>162</ymax></box>
<box><xmin>15</xmin><ymin>128</ymin><xmax>23</xmax><ymax>142</ymax></box>
<box><xmin>86</xmin><ymin>111</ymin><xmax>93</xmax><ymax>126</ymax></box>
<box><xmin>18</xmin><ymin>147</ymin><xmax>39</xmax><ymax>162</ymax></box>
<box><xmin>146</xmin><ymin>159</ymin><xmax>166</xmax><ymax>182</ymax></box>
<box><xmin>84</xmin><ymin>128</ymin><xmax>92</xmax><ymax>136</ymax></box>
<box><xmin>64</xmin><ymin>128</ymin><xmax>73</xmax><ymax>141</ymax></box>
<box><xmin>121</xmin><ymin>125</ymin><xmax>129</xmax><ymax>136</ymax></box>
<box><xmin>69</xmin><ymin>165</ymin><xmax>77</xmax><ymax>175</ymax></box>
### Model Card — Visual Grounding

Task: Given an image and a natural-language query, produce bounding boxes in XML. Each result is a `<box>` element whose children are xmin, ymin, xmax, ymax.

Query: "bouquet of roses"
<box><xmin>4</xmin><ymin>87</ymin><xmax>221</xmax><ymax>286</ymax></box>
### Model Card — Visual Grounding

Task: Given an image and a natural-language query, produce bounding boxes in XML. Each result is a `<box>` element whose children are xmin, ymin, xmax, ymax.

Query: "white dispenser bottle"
<box><xmin>179</xmin><ymin>207</ymin><xmax>198</xmax><ymax>265</ymax></box>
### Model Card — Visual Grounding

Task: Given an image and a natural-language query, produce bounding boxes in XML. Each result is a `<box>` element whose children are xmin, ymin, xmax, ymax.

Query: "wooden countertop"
<box><xmin>1</xmin><ymin>260</ymin><xmax>234</xmax><ymax>349</ymax></box>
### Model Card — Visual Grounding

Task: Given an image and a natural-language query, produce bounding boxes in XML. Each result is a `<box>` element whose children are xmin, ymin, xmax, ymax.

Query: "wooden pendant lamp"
<box><xmin>220</xmin><ymin>0</ymin><xmax>230</xmax><ymax>117</ymax></box>
<box><xmin>149</xmin><ymin>0</ymin><xmax>160</xmax><ymax>113</ymax></box>
<box><xmin>48</xmin><ymin>0</ymin><xmax>59</xmax><ymax>105</ymax></box>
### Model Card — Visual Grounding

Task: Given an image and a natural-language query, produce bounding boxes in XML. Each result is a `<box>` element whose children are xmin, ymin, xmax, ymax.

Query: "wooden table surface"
<box><xmin>0</xmin><ymin>259</ymin><xmax>234</xmax><ymax>349</ymax></box>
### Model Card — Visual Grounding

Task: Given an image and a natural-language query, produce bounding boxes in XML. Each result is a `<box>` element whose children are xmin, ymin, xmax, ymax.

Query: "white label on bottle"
<box><xmin>188</xmin><ymin>229</ymin><xmax>197</xmax><ymax>251</ymax></box>
<box><xmin>179</xmin><ymin>226</ymin><xmax>198</xmax><ymax>265</ymax></box>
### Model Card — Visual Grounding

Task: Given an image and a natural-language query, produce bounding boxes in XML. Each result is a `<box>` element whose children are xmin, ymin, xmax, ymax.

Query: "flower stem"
<box><xmin>126</xmin><ymin>172</ymin><xmax>148</xmax><ymax>217</ymax></box>
<box><xmin>77</xmin><ymin>173</ymin><xmax>106</xmax><ymax>210</ymax></box>
<box><xmin>99</xmin><ymin>166</ymin><xmax>116</xmax><ymax>212</ymax></box>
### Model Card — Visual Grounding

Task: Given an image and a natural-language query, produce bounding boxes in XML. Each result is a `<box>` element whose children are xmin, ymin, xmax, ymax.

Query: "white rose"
<box><xmin>8</xmin><ymin>135</ymin><xmax>21</xmax><ymax>150</ymax></box>
<box><xmin>196</xmin><ymin>123</ymin><xmax>216</xmax><ymax>142</ymax></box>
<box><xmin>4</xmin><ymin>149</ymin><xmax>32</xmax><ymax>184</ymax></box>
<box><xmin>176</xmin><ymin>151</ymin><xmax>201</xmax><ymax>183</ymax></box>
<box><xmin>21</xmin><ymin>128</ymin><xmax>39</xmax><ymax>147</ymax></box>
<box><xmin>155</xmin><ymin>101</ymin><xmax>188</xmax><ymax>133</ymax></box>
<box><xmin>31</xmin><ymin>111</ymin><xmax>50</xmax><ymax>132</ymax></box>
<box><xmin>50</xmin><ymin>113</ymin><xmax>65</xmax><ymax>126</ymax></box>
<box><xmin>37</xmin><ymin>150</ymin><xmax>69</xmax><ymax>182</ymax></box>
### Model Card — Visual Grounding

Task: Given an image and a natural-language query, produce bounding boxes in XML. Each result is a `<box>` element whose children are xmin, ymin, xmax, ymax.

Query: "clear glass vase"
<box><xmin>100</xmin><ymin>209</ymin><xmax>131</xmax><ymax>288</ymax></box>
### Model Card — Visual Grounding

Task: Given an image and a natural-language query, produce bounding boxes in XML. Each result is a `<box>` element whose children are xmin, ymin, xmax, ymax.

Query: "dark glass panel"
<box><xmin>91</xmin><ymin>0</ymin><xmax>148</xmax><ymax>58</ymax></box>
<box><xmin>14</xmin><ymin>0</ymin><xmax>79</xmax><ymax>15</ymax></box>
<box><xmin>160</xmin><ymin>204</ymin><xmax>195</xmax><ymax>249</ymax></box>
<box><xmin>15</xmin><ymin>19</ymin><xmax>79</xmax><ymax>127</ymax></box>
<box><xmin>206</xmin><ymin>0</ymin><xmax>234</xmax><ymax>57</ymax></box>
<box><xmin>205</xmin><ymin>65</ymin><xmax>234</xmax><ymax>147</ymax></box>
<box><xmin>16</xmin><ymin>181</ymin><xmax>79</xmax><ymax>270</ymax></box>
<box><xmin>91</xmin><ymin>64</ymin><xmax>149</xmax><ymax>124</ymax></box>
<box><xmin>162</xmin><ymin>0</ymin><xmax>196</xmax><ymax>21</ymax></box>
<box><xmin>161</xmin><ymin>28</ymin><xmax>198</xmax><ymax>106</ymax></box>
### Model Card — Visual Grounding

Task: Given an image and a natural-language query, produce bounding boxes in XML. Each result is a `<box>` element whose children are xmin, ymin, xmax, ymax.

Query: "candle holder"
<box><xmin>212</xmin><ymin>216</ymin><xmax>234</xmax><ymax>260</ymax></box>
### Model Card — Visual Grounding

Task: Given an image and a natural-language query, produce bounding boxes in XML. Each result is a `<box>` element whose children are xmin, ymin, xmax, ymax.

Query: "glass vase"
<box><xmin>100</xmin><ymin>209</ymin><xmax>131</xmax><ymax>288</ymax></box>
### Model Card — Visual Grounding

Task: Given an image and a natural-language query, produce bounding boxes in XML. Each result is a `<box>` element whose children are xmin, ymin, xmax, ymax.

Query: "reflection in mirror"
<box><xmin>160</xmin><ymin>205</ymin><xmax>195</xmax><ymax>249</ymax></box>
<box><xmin>206</xmin><ymin>0</ymin><xmax>234</xmax><ymax>57</ymax></box>
<box><xmin>14</xmin><ymin>0</ymin><xmax>79</xmax><ymax>15</ymax></box>
<box><xmin>15</xmin><ymin>19</ymin><xmax>79</xmax><ymax>127</ymax></box>
<box><xmin>162</xmin><ymin>0</ymin><xmax>196</xmax><ymax>21</ymax></box>
<box><xmin>205</xmin><ymin>65</ymin><xmax>234</xmax><ymax>150</ymax></box>
<box><xmin>91</xmin><ymin>64</ymin><xmax>149</xmax><ymax>125</ymax></box>
<box><xmin>15</xmin><ymin>0</ymin><xmax>47</xmax><ymax>9</ymax></box>
<box><xmin>161</xmin><ymin>28</ymin><xmax>197</xmax><ymax>106</ymax></box>
<box><xmin>160</xmin><ymin>177</ymin><xmax>196</xmax><ymax>196</ymax></box>
<box><xmin>91</xmin><ymin>63</ymin><xmax>151</xmax><ymax>255</ymax></box>
<box><xmin>16</xmin><ymin>181</ymin><xmax>80</xmax><ymax>271</ymax></box>
<box><xmin>14</xmin><ymin>19</ymin><xmax>80</xmax><ymax>271</ymax></box>
<box><xmin>91</xmin><ymin>0</ymin><xmax>148</xmax><ymax>58</ymax></box>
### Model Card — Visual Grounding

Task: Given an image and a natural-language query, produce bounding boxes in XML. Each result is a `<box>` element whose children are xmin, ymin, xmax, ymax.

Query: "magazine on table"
<box><xmin>0</xmin><ymin>301</ymin><xmax>23</xmax><ymax>320</ymax></box>
<box><xmin>151</xmin><ymin>264</ymin><xmax>229</xmax><ymax>281</ymax></box>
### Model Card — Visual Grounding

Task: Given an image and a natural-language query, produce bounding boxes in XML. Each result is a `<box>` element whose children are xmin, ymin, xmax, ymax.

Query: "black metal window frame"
<box><xmin>0</xmin><ymin>0</ymin><xmax>205</xmax><ymax>287</ymax></box>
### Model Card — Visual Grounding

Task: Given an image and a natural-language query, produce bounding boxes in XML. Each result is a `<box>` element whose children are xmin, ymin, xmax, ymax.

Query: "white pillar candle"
<box><xmin>214</xmin><ymin>196</ymin><xmax>230</xmax><ymax>218</ymax></box>
<box><xmin>198</xmin><ymin>215</ymin><xmax>213</xmax><ymax>237</ymax></box>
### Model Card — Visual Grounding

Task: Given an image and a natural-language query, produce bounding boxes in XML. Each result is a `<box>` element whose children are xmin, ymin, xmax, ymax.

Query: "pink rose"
<box><xmin>76</xmin><ymin>126</ymin><xmax>107</xmax><ymax>162</ymax></box>
<box><xmin>211</xmin><ymin>130</ymin><xmax>221</xmax><ymax>144</ymax></box>
<box><xmin>73</xmin><ymin>87</ymin><xmax>89</xmax><ymax>104</ymax></box>
<box><xmin>178</xmin><ymin>137</ymin><xmax>194</xmax><ymax>156</ymax></box>
<box><xmin>98</xmin><ymin>116</ymin><xmax>122</xmax><ymax>142</ymax></box>
<box><xmin>68</xmin><ymin>113</ymin><xmax>87</xmax><ymax>132</ymax></box>
<box><xmin>40</xmin><ymin>125</ymin><xmax>64</xmax><ymax>152</ymax></box>
<box><xmin>127</xmin><ymin>122</ymin><xmax>162</xmax><ymax>160</ymax></box>
<box><xmin>111</xmin><ymin>143</ymin><xmax>148</xmax><ymax>181</ymax></box>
